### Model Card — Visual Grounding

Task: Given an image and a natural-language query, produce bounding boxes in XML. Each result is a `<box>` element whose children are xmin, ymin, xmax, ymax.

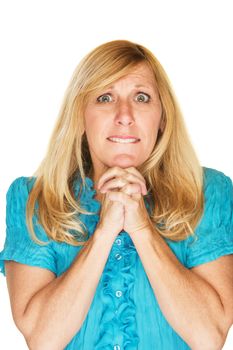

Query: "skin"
<box><xmin>84</xmin><ymin>61</ymin><xmax>164</xmax><ymax>192</ymax></box>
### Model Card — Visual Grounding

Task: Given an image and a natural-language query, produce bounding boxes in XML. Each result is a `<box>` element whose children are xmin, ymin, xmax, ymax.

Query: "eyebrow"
<box><xmin>107</xmin><ymin>83</ymin><xmax>154</xmax><ymax>90</ymax></box>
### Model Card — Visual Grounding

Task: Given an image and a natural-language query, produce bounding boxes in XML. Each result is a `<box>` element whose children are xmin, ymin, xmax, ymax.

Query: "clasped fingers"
<box><xmin>98</xmin><ymin>171</ymin><xmax>147</xmax><ymax>195</ymax></box>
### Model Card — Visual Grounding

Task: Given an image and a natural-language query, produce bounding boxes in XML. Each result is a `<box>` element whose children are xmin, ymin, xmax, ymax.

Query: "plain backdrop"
<box><xmin>0</xmin><ymin>0</ymin><xmax>232</xmax><ymax>348</ymax></box>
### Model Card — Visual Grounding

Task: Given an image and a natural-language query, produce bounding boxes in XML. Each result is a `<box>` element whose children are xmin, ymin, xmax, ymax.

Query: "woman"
<box><xmin>0</xmin><ymin>39</ymin><xmax>232</xmax><ymax>349</ymax></box>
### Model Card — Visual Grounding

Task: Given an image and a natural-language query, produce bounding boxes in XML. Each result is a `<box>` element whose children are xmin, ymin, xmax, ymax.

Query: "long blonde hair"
<box><xmin>26</xmin><ymin>39</ymin><xmax>204</xmax><ymax>246</ymax></box>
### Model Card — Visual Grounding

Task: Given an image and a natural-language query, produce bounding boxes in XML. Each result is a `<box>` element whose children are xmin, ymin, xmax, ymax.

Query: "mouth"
<box><xmin>107</xmin><ymin>137</ymin><xmax>140</xmax><ymax>144</ymax></box>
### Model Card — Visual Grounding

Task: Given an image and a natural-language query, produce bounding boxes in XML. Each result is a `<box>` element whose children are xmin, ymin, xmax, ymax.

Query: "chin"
<box><xmin>107</xmin><ymin>157</ymin><xmax>142</xmax><ymax>169</ymax></box>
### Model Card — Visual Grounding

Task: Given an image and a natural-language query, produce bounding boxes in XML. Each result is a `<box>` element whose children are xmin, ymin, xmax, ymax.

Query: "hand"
<box><xmin>98</xmin><ymin>190</ymin><xmax>124</xmax><ymax>238</ymax></box>
<box><xmin>96</xmin><ymin>186</ymin><xmax>125</xmax><ymax>239</ymax></box>
<box><xmin>97</xmin><ymin>167</ymin><xmax>152</xmax><ymax>235</ymax></box>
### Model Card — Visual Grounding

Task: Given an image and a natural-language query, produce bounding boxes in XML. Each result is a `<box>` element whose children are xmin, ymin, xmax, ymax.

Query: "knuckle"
<box><xmin>122</xmin><ymin>177</ymin><xmax>128</xmax><ymax>185</ymax></box>
<box><xmin>118</xmin><ymin>176</ymin><xmax>127</xmax><ymax>185</ymax></box>
<box><xmin>125</xmin><ymin>173</ymin><xmax>133</xmax><ymax>180</ymax></box>
<box><xmin>132</xmin><ymin>201</ymin><xmax>139</xmax><ymax>209</ymax></box>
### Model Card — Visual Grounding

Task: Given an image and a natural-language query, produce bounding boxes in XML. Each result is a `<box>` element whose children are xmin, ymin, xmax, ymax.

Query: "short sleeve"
<box><xmin>185</xmin><ymin>167</ymin><xmax>233</xmax><ymax>268</ymax></box>
<box><xmin>0</xmin><ymin>176</ymin><xmax>57</xmax><ymax>276</ymax></box>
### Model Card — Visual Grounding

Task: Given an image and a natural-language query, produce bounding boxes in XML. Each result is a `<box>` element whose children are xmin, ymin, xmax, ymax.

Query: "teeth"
<box><xmin>108</xmin><ymin>137</ymin><xmax>139</xmax><ymax>143</ymax></box>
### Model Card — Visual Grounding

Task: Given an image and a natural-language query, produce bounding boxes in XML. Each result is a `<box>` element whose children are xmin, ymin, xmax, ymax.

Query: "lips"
<box><xmin>107</xmin><ymin>138</ymin><xmax>140</xmax><ymax>145</ymax></box>
<box><xmin>107</xmin><ymin>135</ymin><xmax>140</xmax><ymax>140</ymax></box>
<box><xmin>107</xmin><ymin>140</ymin><xmax>139</xmax><ymax>144</ymax></box>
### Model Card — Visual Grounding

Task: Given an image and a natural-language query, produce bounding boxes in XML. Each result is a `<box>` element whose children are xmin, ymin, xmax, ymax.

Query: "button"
<box><xmin>115</xmin><ymin>253</ymin><xmax>122</xmax><ymax>260</ymax></box>
<box><xmin>115</xmin><ymin>238</ymin><xmax>122</xmax><ymax>245</ymax></box>
<box><xmin>114</xmin><ymin>345</ymin><xmax>121</xmax><ymax>350</ymax></box>
<box><xmin>115</xmin><ymin>290</ymin><xmax>122</xmax><ymax>298</ymax></box>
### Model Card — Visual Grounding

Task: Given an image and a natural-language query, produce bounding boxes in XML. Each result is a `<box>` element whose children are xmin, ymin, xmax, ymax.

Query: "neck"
<box><xmin>88</xmin><ymin>165</ymin><xmax>109</xmax><ymax>189</ymax></box>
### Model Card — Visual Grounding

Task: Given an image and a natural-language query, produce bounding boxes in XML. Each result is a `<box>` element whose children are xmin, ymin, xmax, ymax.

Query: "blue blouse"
<box><xmin>0</xmin><ymin>166</ymin><xmax>233</xmax><ymax>349</ymax></box>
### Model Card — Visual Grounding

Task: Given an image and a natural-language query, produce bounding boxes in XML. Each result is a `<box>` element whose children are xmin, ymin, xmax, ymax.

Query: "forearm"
<box><xmin>23</xmin><ymin>228</ymin><xmax>115</xmax><ymax>350</ymax></box>
<box><xmin>130</xmin><ymin>225</ymin><xmax>225</xmax><ymax>350</ymax></box>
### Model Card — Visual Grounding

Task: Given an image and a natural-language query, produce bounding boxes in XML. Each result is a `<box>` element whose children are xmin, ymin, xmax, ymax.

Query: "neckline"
<box><xmin>73</xmin><ymin>175</ymin><xmax>102</xmax><ymax>208</ymax></box>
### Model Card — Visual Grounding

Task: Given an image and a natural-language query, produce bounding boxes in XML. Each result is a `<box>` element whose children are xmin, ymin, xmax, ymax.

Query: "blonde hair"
<box><xmin>26</xmin><ymin>39</ymin><xmax>204</xmax><ymax>246</ymax></box>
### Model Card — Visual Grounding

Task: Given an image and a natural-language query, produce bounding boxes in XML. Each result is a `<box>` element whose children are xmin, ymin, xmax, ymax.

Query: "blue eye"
<box><xmin>97</xmin><ymin>93</ymin><xmax>112</xmax><ymax>103</ymax></box>
<box><xmin>136</xmin><ymin>92</ymin><xmax>151</xmax><ymax>103</ymax></box>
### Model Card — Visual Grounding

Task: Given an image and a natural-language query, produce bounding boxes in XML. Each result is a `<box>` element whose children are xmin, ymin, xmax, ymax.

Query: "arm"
<box><xmin>129</xmin><ymin>225</ymin><xmax>231</xmax><ymax>350</ymax></box>
<box><xmin>5</xmin><ymin>227</ymin><xmax>115</xmax><ymax>350</ymax></box>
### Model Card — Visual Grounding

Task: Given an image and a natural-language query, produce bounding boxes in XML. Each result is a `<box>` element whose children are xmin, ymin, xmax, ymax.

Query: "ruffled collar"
<box><xmin>73</xmin><ymin>175</ymin><xmax>100</xmax><ymax>205</ymax></box>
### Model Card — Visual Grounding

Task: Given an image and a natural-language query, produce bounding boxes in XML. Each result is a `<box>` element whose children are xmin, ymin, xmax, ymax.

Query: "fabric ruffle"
<box><xmin>72</xmin><ymin>176</ymin><xmax>101</xmax><ymax>239</ymax></box>
<box><xmin>94</xmin><ymin>232</ymin><xmax>140</xmax><ymax>349</ymax></box>
<box><xmin>118</xmin><ymin>234</ymin><xmax>140</xmax><ymax>349</ymax></box>
<box><xmin>74</xmin><ymin>176</ymin><xmax>140</xmax><ymax>349</ymax></box>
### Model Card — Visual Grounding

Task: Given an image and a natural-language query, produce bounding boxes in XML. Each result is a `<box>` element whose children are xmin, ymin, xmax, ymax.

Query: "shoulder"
<box><xmin>203</xmin><ymin>166</ymin><xmax>232</xmax><ymax>184</ymax></box>
<box><xmin>1</xmin><ymin>176</ymin><xmax>57</xmax><ymax>277</ymax></box>
<box><xmin>6</xmin><ymin>176</ymin><xmax>37</xmax><ymax>226</ymax></box>
<box><xmin>202</xmin><ymin>166</ymin><xmax>232</xmax><ymax>197</ymax></box>
<box><xmin>7</xmin><ymin>176</ymin><xmax>36</xmax><ymax>194</ymax></box>
<box><xmin>184</xmin><ymin>167</ymin><xmax>233</xmax><ymax>268</ymax></box>
<box><xmin>6</xmin><ymin>176</ymin><xmax>37</xmax><ymax>204</ymax></box>
<box><xmin>202</xmin><ymin>166</ymin><xmax>232</xmax><ymax>207</ymax></box>
<box><xmin>199</xmin><ymin>166</ymin><xmax>232</xmax><ymax>229</ymax></box>
<box><xmin>203</xmin><ymin>166</ymin><xmax>232</xmax><ymax>183</ymax></box>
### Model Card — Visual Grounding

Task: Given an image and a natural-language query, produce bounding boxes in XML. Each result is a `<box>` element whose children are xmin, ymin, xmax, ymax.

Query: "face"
<box><xmin>83</xmin><ymin>62</ymin><xmax>163</xmax><ymax>181</ymax></box>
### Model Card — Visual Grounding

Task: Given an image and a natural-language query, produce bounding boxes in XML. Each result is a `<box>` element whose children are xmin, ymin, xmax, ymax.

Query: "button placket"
<box><xmin>115</xmin><ymin>253</ymin><xmax>122</xmax><ymax>260</ymax></box>
<box><xmin>115</xmin><ymin>290</ymin><xmax>123</xmax><ymax>298</ymax></box>
<box><xmin>115</xmin><ymin>238</ymin><xmax>122</xmax><ymax>246</ymax></box>
<box><xmin>111</xmin><ymin>235</ymin><xmax>124</xmax><ymax>349</ymax></box>
<box><xmin>113</xmin><ymin>345</ymin><xmax>121</xmax><ymax>350</ymax></box>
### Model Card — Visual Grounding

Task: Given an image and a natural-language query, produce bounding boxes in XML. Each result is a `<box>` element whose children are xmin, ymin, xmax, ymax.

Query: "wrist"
<box><xmin>127</xmin><ymin>220</ymin><xmax>152</xmax><ymax>235</ymax></box>
<box><xmin>128</xmin><ymin>222</ymin><xmax>153</xmax><ymax>239</ymax></box>
<box><xmin>93</xmin><ymin>224</ymin><xmax>119</xmax><ymax>243</ymax></box>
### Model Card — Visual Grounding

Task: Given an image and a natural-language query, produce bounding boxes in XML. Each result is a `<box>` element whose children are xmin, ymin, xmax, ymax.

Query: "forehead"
<box><xmin>108</xmin><ymin>63</ymin><xmax>156</xmax><ymax>89</ymax></box>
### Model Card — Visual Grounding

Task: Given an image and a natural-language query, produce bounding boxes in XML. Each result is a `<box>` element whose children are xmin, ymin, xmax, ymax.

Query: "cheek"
<box><xmin>142</xmin><ymin>115</ymin><xmax>161</xmax><ymax>138</ymax></box>
<box><xmin>84</xmin><ymin>115</ymin><xmax>109</xmax><ymax>148</ymax></box>
<box><xmin>84</xmin><ymin>110</ymin><xmax>101</xmax><ymax>135</ymax></box>
<box><xmin>84</xmin><ymin>108</ymin><xmax>94</xmax><ymax>129</ymax></box>
<box><xmin>146</xmin><ymin>130</ymin><xmax>159</xmax><ymax>151</ymax></box>
<box><xmin>140</xmin><ymin>117</ymin><xmax>161</xmax><ymax>153</ymax></box>
<box><xmin>84</xmin><ymin>106</ymin><xmax>110</xmax><ymax>128</ymax></box>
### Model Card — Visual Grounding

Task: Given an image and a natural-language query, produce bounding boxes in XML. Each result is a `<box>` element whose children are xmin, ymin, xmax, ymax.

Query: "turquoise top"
<box><xmin>0</xmin><ymin>167</ymin><xmax>233</xmax><ymax>349</ymax></box>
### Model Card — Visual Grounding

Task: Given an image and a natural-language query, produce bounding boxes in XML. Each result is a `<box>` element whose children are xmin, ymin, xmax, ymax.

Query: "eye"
<box><xmin>97</xmin><ymin>93</ymin><xmax>113</xmax><ymax>103</ymax></box>
<box><xmin>135</xmin><ymin>92</ymin><xmax>151</xmax><ymax>103</ymax></box>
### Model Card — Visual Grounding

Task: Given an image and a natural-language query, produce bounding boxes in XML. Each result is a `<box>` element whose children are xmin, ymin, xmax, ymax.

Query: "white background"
<box><xmin>0</xmin><ymin>0</ymin><xmax>232</xmax><ymax>348</ymax></box>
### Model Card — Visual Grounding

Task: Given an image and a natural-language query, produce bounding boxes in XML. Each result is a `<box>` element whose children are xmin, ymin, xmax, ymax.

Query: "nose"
<box><xmin>114</xmin><ymin>100</ymin><xmax>135</xmax><ymax>126</ymax></box>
